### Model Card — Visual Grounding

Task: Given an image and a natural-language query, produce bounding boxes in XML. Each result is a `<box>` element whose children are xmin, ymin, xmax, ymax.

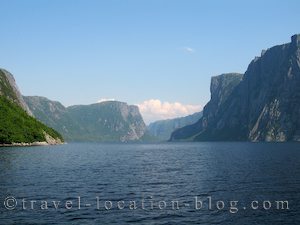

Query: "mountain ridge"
<box><xmin>24</xmin><ymin>96</ymin><xmax>147</xmax><ymax>142</ymax></box>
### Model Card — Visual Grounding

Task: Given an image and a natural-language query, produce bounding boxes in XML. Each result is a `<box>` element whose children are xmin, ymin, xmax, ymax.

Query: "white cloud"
<box><xmin>182</xmin><ymin>47</ymin><xmax>195</xmax><ymax>54</ymax></box>
<box><xmin>137</xmin><ymin>99</ymin><xmax>202</xmax><ymax>124</ymax></box>
<box><xmin>97</xmin><ymin>98</ymin><xmax>115</xmax><ymax>103</ymax></box>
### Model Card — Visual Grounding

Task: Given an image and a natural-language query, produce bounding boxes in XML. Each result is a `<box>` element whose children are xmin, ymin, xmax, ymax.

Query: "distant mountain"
<box><xmin>24</xmin><ymin>96</ymin><xmax>147</xmax><ymax>142</ymax></box>
<box><xmin>147</xmin><ymin>112</ymin><xmax>203</xmax><ymax>141</ymax></box>
<box><xmin>171</xmin><ymin>34</ymin><xmax>300</xmax><ymax>142</ymax></box>
<box><xmin>67</xmin><ymin>101</ymin><xmax>146</xmax><ymax>142</ymax></box>
<box><xmin>0</xmin><ymin>69</ymin><xmax>63</xmax><ymax>145</ymax></box>
<box><xmin>23</xmin><ymin>96</ymin><xmax>79</xmax><ymax>140</ymax></box>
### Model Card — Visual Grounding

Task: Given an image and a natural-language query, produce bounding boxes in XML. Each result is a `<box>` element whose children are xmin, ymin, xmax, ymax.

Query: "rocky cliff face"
<box><xmin>0</xmin><ymin>69</ymin><xmax>63</xmax><ymax>145</ymax></box>
<box><xmin>244</xmin><ymin>34</ymin><xmax>300</xmax><ymax>141</ymax></box>
<box><xmin>25</xmin><ymin>97</ymin><xmax>147</xmax><ymax>142</ymax></box>
<box><xmin>201</xmin><ymin>73</ymin><xmax>243</xmax><ymax>132</ymax></box>
<box><xmin>67</xmin><ymin>101</ymin><xmax>146</xmax><ymax>142</ymax></box>
<box><xmin>119</xmin><ymin>104</ymin><xmax>147</xmax><ymax>141</ymax></box>
<box><xmin>170</xmin><ymin>73</ymin><xmax>243</xmax><ymax>141</ymax></box>
<box><xmin>171</xmin><ymin>34</ymin><xmax>300</xmax><ymax>142</ymax></box>
<box><xmin>0</xmin><ymin>69</ymin><xmax>32</xmax><ymax>115</ymax></box>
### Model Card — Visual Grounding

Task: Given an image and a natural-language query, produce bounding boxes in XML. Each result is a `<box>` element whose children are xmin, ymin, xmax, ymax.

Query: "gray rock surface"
<box><xmin>0</xmin><ymin>69</ymin><xmax>32</xmax><ymax>115</ymax></box>
<box><xmin>170</xmin><ymin>73</ymin><xmax>243</xmax><ymax>141</ymax></box>
<box><xmin>171</xmin><ymin>34</ymin><xmax>300</xmax><ymax>142</ymax></box>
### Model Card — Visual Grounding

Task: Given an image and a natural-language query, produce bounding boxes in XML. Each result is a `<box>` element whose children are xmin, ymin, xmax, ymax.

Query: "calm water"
<box><xmin>0</xmin><ymin>142</ymin><xmax>299</xmax><ymax>224</ymax></box>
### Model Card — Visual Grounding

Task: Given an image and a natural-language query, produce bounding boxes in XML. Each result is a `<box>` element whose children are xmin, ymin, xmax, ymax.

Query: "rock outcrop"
<box><xmin>171</xmin><ymin>34</ymin><xmax>300</xmax><ymax>142</ymax></box>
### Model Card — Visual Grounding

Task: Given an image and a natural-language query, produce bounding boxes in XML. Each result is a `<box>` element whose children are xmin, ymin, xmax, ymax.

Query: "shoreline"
<box><xmin>0</xmin><ymin>141</ymin><xmax>64</xmax><ymax>147</ymax></box>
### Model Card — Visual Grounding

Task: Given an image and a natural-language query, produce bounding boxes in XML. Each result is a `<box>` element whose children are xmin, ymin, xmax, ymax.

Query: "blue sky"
<box><xmin>0</xmin><ymin>0</ymin><xmax>299</xmax><ymax>123</ymax></box>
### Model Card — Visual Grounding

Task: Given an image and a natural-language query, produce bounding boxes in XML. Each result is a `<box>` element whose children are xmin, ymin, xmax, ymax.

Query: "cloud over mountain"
<box><xmin>137</xmin><ymin>99</ymin><xmax>201</xmax><ymax>124</ymax></box>
<box><xmin>97</xmin><ymin>98</ymin><xmax>116</xmax><ymax>103</ymax></box>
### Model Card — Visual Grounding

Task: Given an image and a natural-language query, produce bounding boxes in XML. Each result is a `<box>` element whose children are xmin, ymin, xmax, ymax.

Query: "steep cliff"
<box><xmin>170</xmin><ymin>73</ymin><xmax>243</xmax><ymax>141</ymax></box>
<box><xmin>25</xmin><ymin>97</ymin><xmax>147</xmax><ymax>142</ymax></box>
<box><xmin>0</xmin><ymin>69</ymin><xmax>63</xmax><ymax>145</ymax></box>
<box><xmin>67</xmin><ymin>101</ymin><xmax>146</xmax><ymax>142</ymax></box>
<box><xmin>0</xmin><ymin>69</ymin><xmax>32</xmax><ymax>115</ymax></box>
<box><xmin>171</xmin><ymin>34</ymin><xmax>300</xmax><ymax>142</ymax></box>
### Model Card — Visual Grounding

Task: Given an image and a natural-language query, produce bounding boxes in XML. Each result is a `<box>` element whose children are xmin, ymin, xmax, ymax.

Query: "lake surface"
<box><xmin>0</xmin><ymin>142</ymin><xmax>299</xmax><ymax>224</ymax></box>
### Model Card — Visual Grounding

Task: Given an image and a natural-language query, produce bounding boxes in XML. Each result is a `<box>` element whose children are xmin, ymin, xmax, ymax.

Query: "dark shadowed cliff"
<box><xmin>171</xmin><ymin>34</ymin><xmax>300</xmax><ymax>142</ymax></box>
